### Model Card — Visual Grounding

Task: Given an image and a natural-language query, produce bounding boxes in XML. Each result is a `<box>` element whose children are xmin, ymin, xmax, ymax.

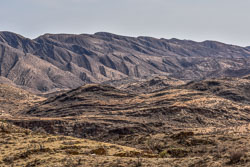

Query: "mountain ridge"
<box><xmin>1</xmin><ymin>31</ymin><xmax>250</xmax><ymax>92</ymax></box>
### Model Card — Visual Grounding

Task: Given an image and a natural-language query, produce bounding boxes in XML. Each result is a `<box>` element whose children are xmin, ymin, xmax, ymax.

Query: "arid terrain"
<box><xmin>0</xmin><ymin>75</ymin><xmax>250</xmax><ymax>166</ymax></box>
<box><xmin>2</xmin><ymin>0</ymin><xmax>250</xmax><ymax>164</ymax></box>
<box><xmin>0</xmin><ymin>31</ymin><xmax>250</xmax><ymax>166</ymax></box>
<box><xmin>1</xmin><ymin>121</ymin><xmax>249</xmax><ymax>167</ymax></box>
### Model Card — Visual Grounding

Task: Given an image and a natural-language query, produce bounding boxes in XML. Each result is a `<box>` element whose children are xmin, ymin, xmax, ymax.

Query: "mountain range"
<box><xmin>1</xmin><ymin>31</ymin><xmax>250</xmax><ymax>92</ymax></box>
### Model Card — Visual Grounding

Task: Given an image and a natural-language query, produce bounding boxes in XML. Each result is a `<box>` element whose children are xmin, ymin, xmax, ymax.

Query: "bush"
<box><xmin>32</xmin><ymin>127</ymin><xmax>47</xmax><ymax>134</ymax></box>
<box><xmin>228</xmin><ymin>150</ymin><xmax>245</xmax><ymax>164</ymax></box>
<box><xmin>146</xmin><ymin>137</ymin><xmax>165</xmax><ymax>153</ymax></box>
<box><xmin>90</xmin><ymin>147</ymin><xmax>107</xmax><ymax>155</ymax></box>
<box><xmin>159</xmin><ymin>150</ymin><xmax>168</xmax><ymax>158</ymax></box>
<box><xmin>167</xmin><ymin>148</ymin><xmax>189</xmax><ymax>158</ymax></box>
<box><xmin>0</xmin><ymin>122</ymin><xmax>12</xmax><ymax>133</ymax></box>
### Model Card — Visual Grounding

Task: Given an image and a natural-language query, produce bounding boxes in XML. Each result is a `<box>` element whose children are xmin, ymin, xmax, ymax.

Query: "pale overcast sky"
<box><xmin>0</xmin><ymin>0</ymin><xmax>249</xmax><ymax>46</ymax></box>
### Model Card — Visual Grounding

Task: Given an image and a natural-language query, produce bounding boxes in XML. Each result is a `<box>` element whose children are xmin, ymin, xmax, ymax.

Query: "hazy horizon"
<box><xmin>1</xmin><ymin>0</ymin><xmax>250</xmax><ymax>46</ymax></box>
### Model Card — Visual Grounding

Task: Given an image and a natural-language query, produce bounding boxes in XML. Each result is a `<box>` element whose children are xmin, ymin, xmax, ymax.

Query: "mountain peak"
<box><xmin>94</xmin><ymin>32</ymin><xmax>117</xmax><ymax>37</ymax></box>
<box><xmin>0</xmin><ymin>31</ymin><xmax>29</xmax><ymax>41</ymax></box>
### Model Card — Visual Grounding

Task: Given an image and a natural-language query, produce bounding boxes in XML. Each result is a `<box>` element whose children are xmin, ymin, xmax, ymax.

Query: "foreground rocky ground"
<box><xmin>0</xmin><ymin>122</ymin><xmax>249</xmax><ymax>167</ymax></box>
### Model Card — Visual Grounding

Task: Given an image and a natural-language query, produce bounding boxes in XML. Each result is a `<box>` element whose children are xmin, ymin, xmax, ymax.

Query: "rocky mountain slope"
<box><xmin>1</xmin><ymin>31</ymin><xmax>250</xmax><ymax>92</ymax></box>
<box><xmin>14</xmin><ymin>77</ymin><xmax>249</xmax><ymax>142</ymax></box>
<box><xmin>183</xmin><ymin>77</ymin><xmax>250</xmax><ymax>104</ymax></box>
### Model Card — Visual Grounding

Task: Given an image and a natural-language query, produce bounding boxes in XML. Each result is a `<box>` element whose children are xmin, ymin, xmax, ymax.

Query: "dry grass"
<box><xmin>0</xmin><ymin>84</ymin><xmax>45</xmax><ymax>118</ymax></box>
<box><xmin>0</xmin><ymin>122</ymin><xmax>159</xmax><ymax>167</ymax></box>
<box><xmin>0</xmin><ymin>121</ymin><xmax>249</xmax><ymax>166</ymax></box>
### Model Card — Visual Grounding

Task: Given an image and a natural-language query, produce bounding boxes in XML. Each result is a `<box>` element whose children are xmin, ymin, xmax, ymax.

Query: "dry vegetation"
<box><xmin>0</xmin><ymin>84</ymin><xmax>45</xmax><ymax>118</ymax></box>
<box><xmin>0</xmin><ymin>121</ymin><xmax>249</xmax><ymax>167</ymax></box>
<box><xmin>0</xmin><ymin>121</ymin><xmax>155</xmax><ymax>167</ymax></box>
<box><xmin>1</xmin><ymin>77</ymin><xmax>250</xmax><ymax>166</ymax></box>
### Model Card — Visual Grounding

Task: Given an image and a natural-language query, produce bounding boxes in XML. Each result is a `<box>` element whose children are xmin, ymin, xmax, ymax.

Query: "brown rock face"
<box><xmin>1</xmin><ymin>31</ymin><xmax>250</xmax><ymax>92</ymax></box>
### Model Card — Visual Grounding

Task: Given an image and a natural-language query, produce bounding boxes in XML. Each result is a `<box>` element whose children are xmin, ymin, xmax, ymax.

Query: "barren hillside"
<box><xmin>1</xmin><ymin>31</ymin><xmax>250</xmax><ymax>92</ymax></box>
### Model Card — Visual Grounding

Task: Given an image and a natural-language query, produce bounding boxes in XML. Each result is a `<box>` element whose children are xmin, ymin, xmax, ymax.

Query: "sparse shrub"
<box><xmin>32</xmin><ymin>127</ymin><xmax>47</xmax><ymax>134</ymax></box>
<box><xmin>3</xmin><ymin>156</ymin><xmax>15</xmax><ymax>164</ymax></box>
<box><xmin>133</xmin><ymin>157</ymin><xmax>142</xmax><ymax>167</ymax></box>
<box><xmin>60</xmin><ymin>145</ymin><xmax>82</xmax><ymax>150</ymax></box>
<box><xmin>65</xmin><ymin>149</ymin><xmax>81</xmax><ymax>155</ymax></box>
<box><xmin>171</xmin><ymin>131</ymin><xmax>194</xmax><ymax>140</ymax></box>
<box><xmin>30</xmin><ymin>139</ymin><xmax>38</xmax><ymax>143</ymax></box>
<box><xmin>213</xmin><ymin>146</ymin><xmax>227</xmax><ymax>159</ymax></box>
<box><xmin>228</xmin><ymin>150</ymin><xmax>245</xmax><ymax>164</ymax></box>
<box><xmin>62</xmin><ymin>157</ymin><xmax>82</xmax><ymax>167</ymax></box>
<box><xmin>46</xmin><ymin>137</ymin><xmax>57</xmax><ymax>142</ymax></box>
<box><xmin>57</xmin><ymin>136</ymin><xmax>68</xmax><ymax>140</ymax></box>
<box><xmin>90</xmin><ymin>147</ymin><xmax>107</xmax><ymax>155</ymax></box>
<box><xmin>167</xmin><ymin>148</ymin><xmax>189</xmax><ymax>158</ymax></box>
<box><xmin>111</xmin><ymin>159</ymin><xmax>122</xmax><ymax>167</ymax></box>
<box><xmin>146</xmin><ymin>137</ymin><xmax>165</xmax><ymax>153</ymax></box>
<box><xmin>0</xmin><ymin>122</ymin><xmax>12</xmax><ymax>133</ymax></box>
<box><xmin>24</xmin><ymin>130</ymin><xmax>30</xmax><ymax>135</ymax></box>
<box><xmin>25</xmin><ymin>159</ymin><xmax>41</xmax><ymax>167</ymax></box>
<box><xmin>114</xmin><ymin>151</ymin><xmax>141</xmax><ymax>157</ymax></box>
<box><xmin>159</xmin><ymin>148</ymin><xmax>189</xmax><ymax>158</ymax></box>
<box><xmin>189</xmin><ymin>138</ymin><xmax>216</xmax><ymax>146</ymax></box>
<box><xmin>62</xmin><ymin>157</ymin><xmax>75</xmax><ymax>167</ymax></box>
<box><xmin>159</xmin><ymin>150</ymin><xmax>168</xmax><ymax>158</ymax></box>
<box><xmin>62</xmin><ymin>140</ymin><xmax>81</xmax><ymax>145</ymax></box>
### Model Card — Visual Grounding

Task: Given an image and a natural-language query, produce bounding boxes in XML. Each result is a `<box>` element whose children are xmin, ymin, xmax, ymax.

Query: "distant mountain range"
<box><xmin>1</xmin><ymin>31</ymin><xmax>250</xmax><ymax>92</ymax></box>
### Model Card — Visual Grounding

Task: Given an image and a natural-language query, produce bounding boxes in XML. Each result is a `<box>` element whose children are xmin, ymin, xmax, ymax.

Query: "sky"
<box><xmin>0</xmin><ymin>0</ymin><xmax>250</xmax><ymax>46</ymax></box>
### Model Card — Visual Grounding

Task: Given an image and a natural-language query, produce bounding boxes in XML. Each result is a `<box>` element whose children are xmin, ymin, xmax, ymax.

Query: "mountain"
<box><xmin>1</xmin><ymin>31</ymin><xmax>250</xmax><ymax>92</ymax></box>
